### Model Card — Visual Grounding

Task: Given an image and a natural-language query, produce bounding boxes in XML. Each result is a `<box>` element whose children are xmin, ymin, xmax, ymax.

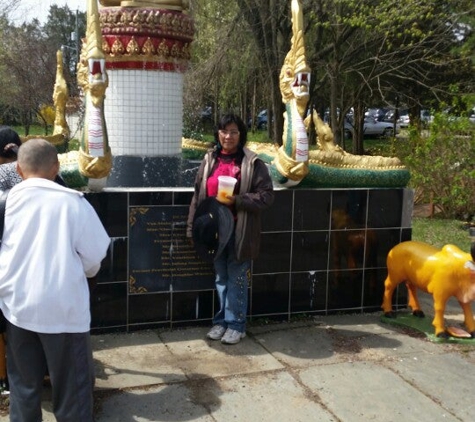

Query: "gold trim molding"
<box><xmin>100</xmin><ymin>7</ymin><xmax>194</xmax><ymax>42</ymax></box>
<box><xmin>102</xmin><ymin>35</ymin><xmax>191</xmax><ymax>67</ymax></box>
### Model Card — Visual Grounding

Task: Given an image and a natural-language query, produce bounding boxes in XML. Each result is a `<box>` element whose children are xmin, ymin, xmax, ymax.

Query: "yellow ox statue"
<box><xmin>382</xmin><ymin>241</ymin><xmax>475</xmax><ymax>338</ymax></box>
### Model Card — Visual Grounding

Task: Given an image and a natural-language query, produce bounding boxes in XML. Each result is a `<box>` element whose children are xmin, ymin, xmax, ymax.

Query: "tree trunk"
<box><xmin>353</xmin><ymin>101</ymin><xmax>365</xmax><ymax>155</ymax></box>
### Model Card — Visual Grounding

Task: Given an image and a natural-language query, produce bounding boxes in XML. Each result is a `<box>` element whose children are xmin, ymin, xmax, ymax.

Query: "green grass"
<box><xmin>247</xmin><ymin>129</ymin><xmax>273</xmax><ymax>143</ymax></box>
<box><xmin>412</xmin><ymin>217</ymin><xmax>471</xmax><ymax>252</ymax></box>
<box><xmin>11</xmin><ymin>124</ymin><xmax>51</xmax><ymax>137</ymax></box>
<box><xmin>342</xmin><ymin>135</ymin><xmax>402</xmax><ymax>157</ymax></box>
<box><xmin>12</xmin><ymin>124</ymin><xmax>80</xmax><ymax>151</ymax></box>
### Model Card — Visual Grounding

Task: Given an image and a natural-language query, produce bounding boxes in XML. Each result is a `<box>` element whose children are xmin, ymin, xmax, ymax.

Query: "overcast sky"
<box><xmin>11</xmin><ymin>0</ymin><xmax>86</xmax><ymax>25</ymax></box>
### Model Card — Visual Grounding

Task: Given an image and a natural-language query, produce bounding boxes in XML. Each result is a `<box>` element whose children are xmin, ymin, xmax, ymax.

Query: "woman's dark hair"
<box><xmin>0</xmin><ymin>127</ymin><xmax>21</xmax><ymax>159</ymax></box>
<box><xmin>214</xmin><ymin>114</ymin><xmax>248</xmax><ymax>150</ymax></box>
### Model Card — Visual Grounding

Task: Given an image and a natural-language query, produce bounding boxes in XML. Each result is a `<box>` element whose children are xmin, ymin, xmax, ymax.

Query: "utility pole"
<box><xmin>61</xmin><ymin>9</ymin><xmax>80</xmax><ymax>96</ymax></box>
<box><xmin>75</xmin><ymin>9</ymin><xmax>79</xmax><ymax>67</ymax></box>
<box><xmin>70</xmin><ymin>9</ymin><xmax>80</xmax><ymax>70</ymax></box>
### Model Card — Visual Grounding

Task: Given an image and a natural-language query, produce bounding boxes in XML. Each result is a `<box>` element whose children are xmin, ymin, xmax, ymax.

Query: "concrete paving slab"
<box><xmin>159</xmin><ymin>327</ymin><xmax>284</xmax><ymax>379</ymax></box>
<box><xmin>252</xmin><ymin>325</ymin><xmax>339</xmax><ymax>368</ymax></box>
<box><xmin>96</xmin><ymin>370</ymin><xmax>336</xmax><ymax>422</ymax></box>
<box><xmin>317</xmin><ymin>314</ymin><xmax>396</xmax><ymax>335</ymax></box>
<box><xmin>459</xmin><ymin>346</ymin><xmax>475</xmax><ymax>364</ymax></box>
<box><xmin>93</xmin><ymin>343</ymin><xmax>186</xmax><ymax>390</ymax></box>
<box><xmin>249</xmin><ymin>315</ymin><xmax>394</xmax><ymax>336</ymax></box>
<box><xmin>91</xmin><ymin>330</ymin><xmax>162</xmax><ymax>351</ymax></box>
<box><xmin>93</xmin><ymin>331</ymin><xmax>187</xmax><ymax>389</ymax></box>
<box><xmin>298</xmin><ymin>361</ymin><xmax>460</xmax><ymax>422</ymax></box>
<box><xmin>358</xmin><ymin>332</ymin><xmax>446</xmax><ymax>359</ymax></box>
<box><xmin>247</xmin><ymin>318</ymin><xmax>326</xmax><ymax>335</ymax></box>
<box><xmin>205</xmin><ymin>371</ymin><xmax>336</xmax><ymax>422</ymax></box>
<box><xmin>253</xmin><ymin>323</ymin><xmax>408</xmax><ymax>368</ymax></box>
<box><xmin>96</xmin><ymin>383</ymin><xmax>216</xmax><ymax>422</ymax></box>
<box><xmin>386</xmin><ymin>352</ymin><xmax>475</xmax><ymax>421</ymax></box>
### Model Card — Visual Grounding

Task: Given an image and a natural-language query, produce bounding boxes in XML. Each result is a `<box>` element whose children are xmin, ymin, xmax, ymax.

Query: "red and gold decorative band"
<box><xmin>102</xmin><ymin>34</ymin><xmax>191</xmax><ymax>71</ymax></box>
<box><xmin>100</xmin><ymin>7</ymin><xmax>194</xmax><ymax>42</ymax></box>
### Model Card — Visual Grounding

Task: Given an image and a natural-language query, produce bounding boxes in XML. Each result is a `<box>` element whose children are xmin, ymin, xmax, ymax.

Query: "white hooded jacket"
<box><xmin>0</xmin><ymin>178</ymin><xmax>110</xmax><ymax>333</ymax></box>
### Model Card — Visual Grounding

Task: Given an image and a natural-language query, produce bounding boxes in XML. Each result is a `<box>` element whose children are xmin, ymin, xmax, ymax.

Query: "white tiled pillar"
<box><xmin>105</xmin><ymin>69</ymin><xmax>183</xmax><ymax>156</ymax></box>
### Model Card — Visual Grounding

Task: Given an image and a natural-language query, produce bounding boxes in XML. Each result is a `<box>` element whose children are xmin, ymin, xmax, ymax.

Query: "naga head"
<box><xmin>279</xmin><ymin>0</ymin><xmax>311</xmax><ymax>117</ymax></box>
<box><xmin>78</xmin><ymin>0</ymin><xmax>108</xmax><ymax>107</ymax></box>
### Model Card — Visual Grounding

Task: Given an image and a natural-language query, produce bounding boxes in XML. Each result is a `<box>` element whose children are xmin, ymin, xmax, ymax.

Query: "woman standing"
<box><xmin>187</xmin><ymin>114</ymin><xmax>274</xmax><ymax>345</ymax></box>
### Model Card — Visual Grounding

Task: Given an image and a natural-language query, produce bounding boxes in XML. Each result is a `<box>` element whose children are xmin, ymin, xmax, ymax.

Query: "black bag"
<box><xmin>0</xmin><ymin>189</ymin><xmax>9</xmax><ymax>246</ymax></box>
<box><xmin>0</xmin><ymin>311</ymin><xmax>5</xmax><ymax>334</ymax></box>
<box><xmin>0</xmin><ymin>189</ymin><xmax>10</xmax><ymax>333</ymax></box>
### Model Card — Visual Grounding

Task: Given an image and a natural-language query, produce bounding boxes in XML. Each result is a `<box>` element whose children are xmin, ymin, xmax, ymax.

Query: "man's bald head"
<box><xmin>17</xmin><ymin>138</ymin><xmax>60</xmax><ymax>181</ymax></box>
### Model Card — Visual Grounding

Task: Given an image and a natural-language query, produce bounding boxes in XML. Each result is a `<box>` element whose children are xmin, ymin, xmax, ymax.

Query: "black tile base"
<box><xmin>90</xmin><ymin>187</ymin><xmax>412</xmax><ymax>331</ymax></box>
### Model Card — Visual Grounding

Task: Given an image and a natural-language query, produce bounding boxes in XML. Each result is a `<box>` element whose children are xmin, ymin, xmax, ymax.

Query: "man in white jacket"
<box><xmin>0</xmin><ymin>138</ymin><xmax>110</xmax><ymax>422</ymax></box>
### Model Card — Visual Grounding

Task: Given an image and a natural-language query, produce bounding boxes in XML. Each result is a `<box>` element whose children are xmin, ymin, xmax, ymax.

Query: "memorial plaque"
<box><xmin>129</xmin><ymin>206</ymin><xmax>214</xmax><ymax>293</ymax></box>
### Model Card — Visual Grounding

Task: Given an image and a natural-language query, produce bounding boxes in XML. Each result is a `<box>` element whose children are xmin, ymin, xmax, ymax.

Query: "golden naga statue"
<box><xmin>77</xmin><ymin>0</ymin><xmax>112</xmax><ymax>182</ymax></box>
<box><xmin>99</xmin><ymin>0</ymin><xmax>189</xmax><ymax>11</ymax></box>
<box><xmin>22</xmin><ymin>50</ymin><xmax>69</xmax><ymax>151</ymax></box>
<box><xmin>52</xmin><ymin>50</ymin><xmax>70</xmax><ymax>139</ymax></box>
<box><xmin>271</xmin><ymin>0</ymin><xmax>310</xmax><ymax>187</ymax></box>
<box><xmin>264</xmin><ymin>0</ymin><xmax>410</xmax><ymax>188</ymax></box>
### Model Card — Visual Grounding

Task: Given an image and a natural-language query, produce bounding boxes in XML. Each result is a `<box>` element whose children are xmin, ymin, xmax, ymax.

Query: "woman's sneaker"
<box><xmin>207</xmin><ymin>325</ymin><xmax>226</xmax><ymax>340</ymax></box>
<box><xmin>221</xmin><ymin>328</ymin><xmax>246</xmax><ymax>345</ymax></box>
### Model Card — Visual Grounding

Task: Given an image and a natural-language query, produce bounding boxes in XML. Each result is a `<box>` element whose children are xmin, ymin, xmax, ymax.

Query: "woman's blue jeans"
<box><xmin>213</xmin><ymin>234</ymin><xmax>251</xmax><ymax>333</ymax></box>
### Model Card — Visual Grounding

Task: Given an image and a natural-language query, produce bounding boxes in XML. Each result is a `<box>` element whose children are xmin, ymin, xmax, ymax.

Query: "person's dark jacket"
<box><xmin>187</xmin><ymin>147</ymin><xmax>274</xmax><ymax>261</ymax></box>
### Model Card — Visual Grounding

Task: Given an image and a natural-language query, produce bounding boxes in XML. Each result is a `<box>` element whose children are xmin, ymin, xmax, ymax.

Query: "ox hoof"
<box><xmin>384</xmin><ymin>311</ymin><xmax>396</xmax><ymax>319</ymax></box>
<box><xmin>436</xmin><ymin>331</ymin><xmax>449</xmax><ymax>339</ymax></box>
<box><xmin>413</xmin><ymin>310</ymin><xmax>425</xmax><ymax>318</ymax></box>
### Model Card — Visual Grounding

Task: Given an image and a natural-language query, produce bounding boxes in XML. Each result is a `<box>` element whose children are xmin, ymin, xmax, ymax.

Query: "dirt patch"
<box><xmin>326</xmin><ymin>327</ymin><xmax>362</xmax><ymax>354</ymax></box>
<box><xmin>413</xmin><ymin>203</ymin><xmax>438</xmax><ymax>218</ymax></box>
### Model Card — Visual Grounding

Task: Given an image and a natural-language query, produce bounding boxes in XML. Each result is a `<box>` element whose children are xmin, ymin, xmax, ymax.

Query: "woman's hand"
<box><xmin>216</xmin><ymin>194</ymin><xmax>235</xmax><ymax>205</ymax></box>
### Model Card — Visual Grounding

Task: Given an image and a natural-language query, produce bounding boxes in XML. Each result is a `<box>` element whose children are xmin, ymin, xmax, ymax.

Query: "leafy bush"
<box><xmin>395</xmin><ymin>113</ymin><xmax>475</xmax><ymax>220</ymax></box>
<box><xmin>38</xmin><ymin>105</ymin><xmax>55</xmax><ymax>126</ymax></box>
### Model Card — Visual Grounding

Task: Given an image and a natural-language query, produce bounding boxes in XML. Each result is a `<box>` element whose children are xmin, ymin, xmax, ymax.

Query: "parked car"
<box><xmin>421</xmin><ymin>109</ymin><xmax>433</xmax><ymax>124</ymax></box>
<box><xmin>398</xmin><ymin>113</ymin><xmax>410</xmax><ymax>127</ymax></box>
<box><xmin>398</xmin><ymin>109</ymin><xmax>433</xmax><ymax>127</ymax></box>
<box><xmin>345</xmin><ymin>117</ymin><xmax>400</xmax><ymax>138</ymax></box>
<box><xmin>365</xmin><ymin>108</ymin><xmax>389</xmax><ymax>122</ymax></box>
<box><xmin>200</xmin><ymin>106</ymin><xmax>213</xmax><ymax>122</ymax></box>
<box><xmin>248</xmin><ymin>109</ymin><xmax>268</xmax><ymax>130</ymax></box>
<box><xmin>383</xmin><ymin>108</ymin><xmax>433</xmax><ymax>127</ymax></box>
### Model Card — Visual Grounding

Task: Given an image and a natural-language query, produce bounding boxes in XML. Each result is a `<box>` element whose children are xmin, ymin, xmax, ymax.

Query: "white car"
<box><xmin>398</xmin><ymin>110</ymin><xmax>433</xmax><ymax>127</ymax></box>
<box><xmin>398</xmin><ymin>114</ymin><xmax>410</xmax><ymax>127</ymax></box>
<box><xmin>345</xmin><ymin>118</ymin><xmax>400</xmax><ymax>138</ymax></box>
